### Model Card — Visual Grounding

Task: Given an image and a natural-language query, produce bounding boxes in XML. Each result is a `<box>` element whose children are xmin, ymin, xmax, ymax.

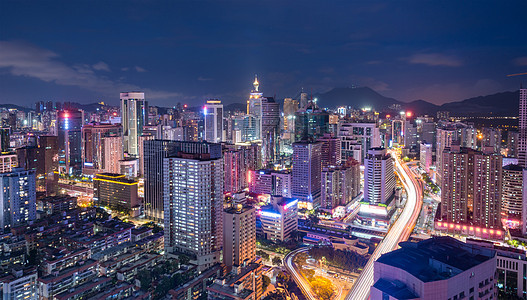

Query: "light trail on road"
<box><xmin>284</xmin><ymin>247</ymin><xmax>319</xmax><ymax>300</ymax></box>
<box><xmin>345</xmin><ymin>154</ymin><xmax>423</xmax><ymax>300</ymax></box>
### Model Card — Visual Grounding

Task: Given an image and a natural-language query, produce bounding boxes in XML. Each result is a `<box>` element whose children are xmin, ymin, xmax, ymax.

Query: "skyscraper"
<box><xmin>247</xmin><ymin>75</ymin><xmax>263</xmax><ymax>119</ymax></box>
<box><xmin>57</xmin><ymin>110</ymin><xmax>83</xmax><ymax>174</ymax></box>
<box><xmin>292</xmin><ymin>141</ymin><xmax>322</xmax><ymax>209</ymax></box>
<box><xmin>144</xmin><ymin>140</ymin><xmax>222</xmax><ymax>221</ymax></box>
<box><xmin>163</xmin><ymin>152</ymin><xmax>223</xmax><ymax>271</ymax></box>
<box><xmin>81</xmin><ymin>123</ymin><xmax>122</xmax><ymax>175</ymax></box>
<box><xmin>439</xmin><ymin>146</ymin><xmax>502</xmax><ymax>234</ymax></box>
<box><xmin>0</xmin><ymin>128</ymin><xmax>10</xmax><ymax>152</ymax></box>
<box><xmin>260</xmin><ymin>97</ymin><xmax>280</xmax><ymax>166</ymax></box>
<box><xmin>0</xmin><ymin>168</ymin><xmax>36</xmax><ymax>230</ymax></box>
<box><xmin>364</xmin><ymin>148</ymin><xmax>395</xmax><ymax>205</ymax></box>
<box><xmin>121</xmin><ymin>92</ymin><xmax>148</xmax><ymax>156</ymax></box>
<box><xmin>518</xmin><ymin>88</ymin><xmax>527</xmax><ymax>168</ymax></box>
<box><xmin>203</xmin><ymin>99</ymin><xmax>224</xmax><ymax>143</ymax></box>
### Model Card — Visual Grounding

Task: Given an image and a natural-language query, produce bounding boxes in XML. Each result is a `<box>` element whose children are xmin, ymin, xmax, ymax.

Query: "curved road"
<box><xmin>284</xmin><ymin>247</ymin><xmax>319</xmax><ymax>300</ymax></box>
<box><xmin>344</xmin><ymin>154</ymin><xmax>423</xmax><ymax>300</ymax></box>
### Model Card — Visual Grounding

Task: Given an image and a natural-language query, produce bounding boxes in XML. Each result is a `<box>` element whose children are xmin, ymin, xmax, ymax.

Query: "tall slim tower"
<box><xmin>121</xmin><ymin>92</ymin><xmax>148</xmax><ymax>156</ymax></box>
<box><xmin>261</xmin><ymin>97</ymin><xmax>280</xmax><ymax>166</ymax></box>
<box><xmin>518</xmin><ymin>88</ymin><xmax>527</xmax><ymax>167</ymax></box>
<box><xmin>203</xmin><ymin>99</ymin><xmax>224</xmax><ymax>143</ymax></box>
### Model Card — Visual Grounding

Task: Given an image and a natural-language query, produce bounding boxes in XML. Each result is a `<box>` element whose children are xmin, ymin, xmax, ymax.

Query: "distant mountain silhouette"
<box><xmin>0</xmin><ymin>89</ymin><xmax>519</xmax><ymax>117</ymax></box>
<box><xmin>314</xmin><ymin>87</ymin><xmax>519</xmax><ymax>116</ymax></box>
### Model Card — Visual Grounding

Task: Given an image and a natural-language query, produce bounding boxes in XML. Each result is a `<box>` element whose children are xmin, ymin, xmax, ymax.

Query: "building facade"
<box><xmin>121</xmin><ymin>92</ymin><xmax>147</xmax><ymax>156</ymax></box>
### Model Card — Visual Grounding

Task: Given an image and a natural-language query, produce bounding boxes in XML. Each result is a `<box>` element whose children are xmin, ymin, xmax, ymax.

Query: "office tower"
<box><xmin>81</xmin><ymin>123</ymin><xmax>122</xmax><ymax>175</ymax></box>
<box><xmin>93</xmin><ymin>173</ymin><xmax>139</xmax><ymax>216</ymax></box>
<box><xmin>294</xmin><ymin>102</ymin><xmax>330</xmax><ymax>141</ymax></box>
<box><xmin>247</xmin><ymin>75</ymin><xmax>263</xmax><ymax>119</ymax></box>
<box><xmin>36</xmin><ymin>135</ymin><xmax>58</xmax><ymax>193</ymax></box>
<box><xmin>416</xmin><ymin>117</ymin><xmax>436</xmax><ymax>146</ymax></box>
<box><xmin>439</xmin><ymin>146</ymin><xmax>502</xmax><ymax>234</ymax></box>
<box><xmin>317</xmin><ymin>133</ymin><xmax>341</xmax><ymax>168</ymax></box>
<box><xmin>121</xmin><ymin>92</ymin><xmax>148</xmax><ymax>156</ymax></box>
<box><xmin>518</xmin><ymin>89</ymin><xmax>527</xmax><ymax>167</ymax></box>
<box><xmin>138</xmin><ymin>134</ymin><xmax>154</xmax><ymax>176</ymax></box>
<box><xmin>283</xmin><ymin>98</ymin><xmax>299</xmax><ymax>131</ymax></box>
<box><xmin>0</xmin><ymin>127</ymin><xmax>10</xmax><ymax>152</ymax></box>
<box><xmin>299</xmin><ymin>92</ymin><xmax>308</xmax><ymax>110</ymax></box>
<box><xmin>292</xmin><ymin>141</ymin><xmax>322</xmax><ymax>209</ymax></box>
<box><xmin>0</xmin><ymin>168</ymin><xmax>36</xmax><ymax>230</ymax></box>
<box><xmin>364</xmin><ymin>148</ymin><xmax>395</xmax><ymax>205</ymax></box>
<box><xmin>241</xmin><ymin>115</ymin><xmax>261</xmax><ymax>142</ymax></box>
<box><xmin>57</xmin><ymin>110</ymin><xmax>83</xmax><ymax>174</ymax></box>
<box><xmin>502</xmin><ymin>164</ymin><xmax>523</xmax><ymax>227</ymax></box>
<box><xmin>163</xmin><ymin>152</ymin><xmax>223</xmax><ymax>271</ymax></box>
<box><xmin>203</xmin><ymin>99</ymin><xmax>224</xmax><ymax>143</ymax></box>
<box><xmin>391</xmin><ymin>119</ymin><xmax>404</xmax><ymax>146</ymax></box>
<box><xmin>144</xmin><ymin>140</ymin><xmax>222</xmax><ymax>221</ymax></box>
<box><xmin>321</xmin><ymin>158</ymin><xmax>360</xmax><ymax>210</ymax></box>
<box><xmin>248</xmin><ymin>169</ymin><xmax>292</xmax><ymax>198</ymax></box>
<box><xmin>223</xmin><ymin>204</ymin><xmax>256</xmax><ymax>270</ymax></box>
<box><xmin>404</xmin><ymin>120</ymin><xmax>418</xmax><ymax>151</ymax></box>
<box><xmin>16</xmin><ymin>146</ymin><xmax>37</xmax><ymax>171</ymax></box>
<box><xmin>259</xmin><ymin>196</ymin><xmax>298</xmax><ymax>242</ymax></box>
<box><xmin>0</xmin><ymin>154</ymin><xmax>18</xmax><ymax>173</ymax></box>
<box><xmin>338</xmin><ymin>122</ymin><xmax>381</xmax><ymax>163</ymax></box>
<box><xmin>261</xmin><ymin>97</ymin><xmax>280</xmax><ymax>166</ymax></box>
<box><xmin>419</xmin><ymin>142</ymin><xmax>432</xmax><ymax>173</ymax></box>
<box><xmin>371</xmin><ymin>237</ymin><xmax>497</xmax><ymax>300</ymax></box>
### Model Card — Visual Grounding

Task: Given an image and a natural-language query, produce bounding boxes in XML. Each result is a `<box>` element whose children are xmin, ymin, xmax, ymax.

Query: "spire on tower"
<box><xmin>253</xmin><ymin>74</ymin><xmax>259</xmax><ymax>92</ymax></box>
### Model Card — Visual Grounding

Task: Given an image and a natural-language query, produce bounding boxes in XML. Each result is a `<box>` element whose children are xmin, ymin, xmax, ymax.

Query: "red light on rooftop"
<box><xmin>64</xmin><ymin>112</ymin><xmax>70</xmax><ymax>118</ymax></box>
<box><xmin>184</xmin><ymin>104</ymin><xmax>188</xmax><ymax>108</ymax></box>
<box><xmin>386</xmin><ymin>114</ymin><xmax>391</xmax><ymax>118</ymax></box>
<box><xmin>406</xmin><ymin>111</ymin><xmax>412</xmax><ymax>117</ymax></box>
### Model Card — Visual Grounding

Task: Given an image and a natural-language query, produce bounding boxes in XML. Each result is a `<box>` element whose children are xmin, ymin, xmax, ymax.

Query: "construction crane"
<box><xmin>507</xmin><ymin>72</ymin><xmax>527</xmax><ymax>77</ymax></box>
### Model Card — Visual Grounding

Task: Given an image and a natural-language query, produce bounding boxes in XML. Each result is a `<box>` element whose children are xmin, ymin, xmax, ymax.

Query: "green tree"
<box><xmin>256</xmin><ymin>250</ymin><xmax>270</xmax><ymax>261</ymax></box>
<box><xmin>179</xmin><ymin>254</ymin><xmax>191</xmax><ymax>265</ymax></box>
<box><xmin>272</xmin><ymin>257</ymin><xmax>282</xmax><ymax>266</ymax></box>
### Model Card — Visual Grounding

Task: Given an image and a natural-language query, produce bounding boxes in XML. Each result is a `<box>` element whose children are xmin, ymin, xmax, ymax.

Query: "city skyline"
<box><xmin>1</xmin><ymin>1</ymin><xmax>526</xmax><ymax>106</ymax></box>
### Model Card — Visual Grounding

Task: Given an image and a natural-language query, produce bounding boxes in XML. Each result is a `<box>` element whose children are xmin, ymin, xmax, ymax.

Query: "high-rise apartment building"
<box><xmin>502</xmin><ymin>164</ymin><xmax>524</xmax><ymax>227</ymax></box>
<box><xmin>248</xmin><ymin>169</ymin><xmax>292</xmax><ymax>198</ymax></box>
<box><xmin>364</xmin><ymin>148</ymin><xmax>395</xmax><ymax>205</ymax></box>
<box><xmin>81</xmin><ymin>123</ymin><xmax>122</xmax><ymax>175</ymax></box>
<box><xmin>163</xmin><ymin>152</ymin><xmax>223</xmax><ymax>271</ymax></box>
<box><xmin>144</xmin><ymin>140</ymin><xmax>222</xmax><ymax>221</ymax></box>
<box><xmin>0</xmin><ymin>168</ymin><xmax>36</xmax><ymax>230</ymax></box>
<box><xmin>203</xmin><ymin>99</ymin><xmax>223</xmax><ymax>143</ymax></box>
<box><xmin>292</xmin><ymin>141</ymin><xmax>322</xmax><ymax>209</ymax></box>
<box><xmin>317</xmin><ymin>133</ymin><xmax>342</xmax><ymax>168</ymax></box>
<box><xmin>518</xmin><ymin>89</ymin><xmax>527</xmax><ymax>168</ymax></box>
<box><xmin>223</xmin><ymin>204</ymin><xmax>256</xmax><ymax>270</ymax></box>
<box><xmin>321</xmin><ymin>158</ymin><xmax>360</xmax><ymax>210</ymax></box>
<box><xmin>121</xmin><ymin>92</ymin><xmax>148</xmax><ymax>156</ymax></box>
<box><xmin>438</xmin><ymin>146</ymin><xmax>502</xmax><ymax>237</ymax></box>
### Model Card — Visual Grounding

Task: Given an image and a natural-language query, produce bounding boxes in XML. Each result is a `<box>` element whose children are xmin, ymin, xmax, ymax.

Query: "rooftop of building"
<box><xmin>503</xmin><ymin>164</ymin><xmax>524</xmax><ymax>171</ymax></box>
<box><xmin>94</xmin><ymin>173</ymin><xmax>137</xmax><ymax>184</ymax></box>
<box><xmin>372</xmin><ymin>278</ymin><xmax>418</xmax><ymax>299</ymax></box>
<box><xmin>376</xmin><ymin>236</ymin><xmax>496</xmax><ymax>283</ymax></box>
<box><xmin>224</xmin><ymin>204</ymin><xmax>255</xmax><ymax>215</ymax></box>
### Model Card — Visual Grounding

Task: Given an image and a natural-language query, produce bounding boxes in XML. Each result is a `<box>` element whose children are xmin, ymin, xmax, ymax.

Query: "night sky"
<box><xmin>1</xmin><ymin>0</ymin><xmax>526</xmax><ymax>107</ymax></box>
